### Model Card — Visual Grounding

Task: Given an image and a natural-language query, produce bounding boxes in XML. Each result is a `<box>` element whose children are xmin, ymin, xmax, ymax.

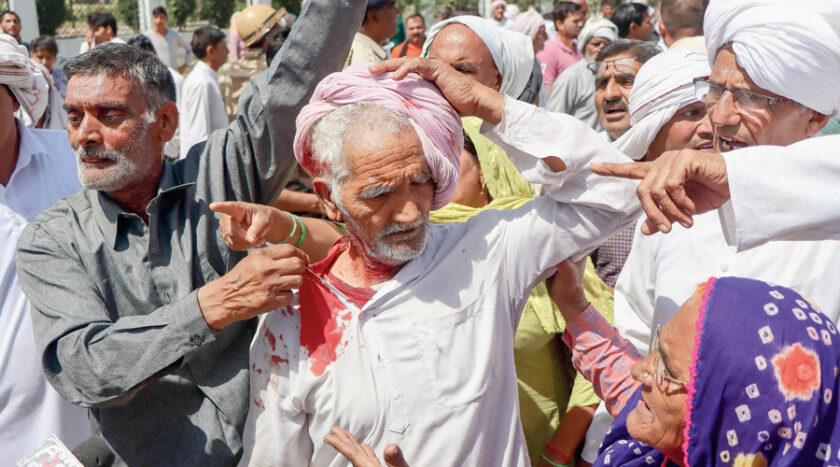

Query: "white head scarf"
<box><xmin>423</xmin><ymin>16</ymin><xmax>535</xmax><ymax>100</ymax></box>
<box><xmin>704</xmin><ymin>0</ymin><xmax>840</xmax><ymax>117</ymax></box>
<box><xmin>613</xmin><ymin>48</ymin><xmax>711</xmax><ymax>160</ymax></box>
<box><xmin>0</xmin><ymin>34</ymin><xmax>48</xmax><ymax>127</ymax></box>
<box><xmin>509</xmin><ymin>9</ymin><xmax>544</xmax><ymax>40</ymax></box>
<box><xmin>577</xmin><ymin>19</ymin><xmax>618</xmax><ymax>59</ymax></box>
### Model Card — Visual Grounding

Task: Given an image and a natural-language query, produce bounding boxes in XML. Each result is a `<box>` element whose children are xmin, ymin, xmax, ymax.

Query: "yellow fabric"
<box><xmin>462</xmin><ymin>116</ymin><xmax>534</xmax><ymax>199</ymax></box>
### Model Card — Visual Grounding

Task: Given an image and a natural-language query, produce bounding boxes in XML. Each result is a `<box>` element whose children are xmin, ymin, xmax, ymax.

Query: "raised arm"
<box><xmin>191</xmin><ymin>0</ymin><xmax>367</xmax><ymax>206</ymax></box>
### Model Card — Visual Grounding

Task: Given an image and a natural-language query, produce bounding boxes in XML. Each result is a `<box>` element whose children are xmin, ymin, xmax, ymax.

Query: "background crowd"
<box><xmin>2</xmin><ymin>0</ymin><xmax>840</xmax><ymax>466</ymax></box>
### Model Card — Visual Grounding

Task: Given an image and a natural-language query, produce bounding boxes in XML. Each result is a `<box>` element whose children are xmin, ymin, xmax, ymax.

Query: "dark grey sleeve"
<box><xmin>190</xmin><ymin>0</ymin><xmax>367</xmax><ymax>206</ymax></box>
<box><xmin>16</xmin><ymin>224</ymin><xmax>216</xmax><ymax>408</ymax></box>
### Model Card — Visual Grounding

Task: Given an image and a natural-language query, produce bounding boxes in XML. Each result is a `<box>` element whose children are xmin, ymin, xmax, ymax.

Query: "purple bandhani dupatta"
<box><xmin>595</xmin><ymin>277</ymin><xmax>840</xmax><ymax>466</ymax></box>
<box><xmin>684</xmin><ymin>277</ymin><xmax>840</xmax><ymax>465</ymax></box>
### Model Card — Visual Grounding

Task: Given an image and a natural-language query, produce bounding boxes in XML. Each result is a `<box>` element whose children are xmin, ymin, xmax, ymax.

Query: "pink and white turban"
<box><xmin>0</xmin><ymin>33</ymin><xmax>48</xmax><ymax>127</ymax></box>
<box><xmin>293</xmin><ymin>64</ymin><xmax>463</xmax><ymax>209</ymax></box>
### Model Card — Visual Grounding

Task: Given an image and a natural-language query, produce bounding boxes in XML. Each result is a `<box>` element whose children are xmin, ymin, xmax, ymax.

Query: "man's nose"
<box><xmin>709</xmin><ymin>91</ymin><xmax>742</xmax><ymax>128</ymax></box>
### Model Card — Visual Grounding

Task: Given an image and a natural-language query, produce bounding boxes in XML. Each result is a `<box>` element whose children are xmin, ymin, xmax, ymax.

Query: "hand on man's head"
<box><xmin>369</xmin><ymin>57</ymin><xmax>505</xmax><ymax>124</ymax></box>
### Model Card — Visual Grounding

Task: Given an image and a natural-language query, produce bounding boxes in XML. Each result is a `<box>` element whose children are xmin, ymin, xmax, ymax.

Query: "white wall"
<box><xmin>7</xmin><ymin>0</ymin><xmax>39</xmax><ymax>41</ymax></box>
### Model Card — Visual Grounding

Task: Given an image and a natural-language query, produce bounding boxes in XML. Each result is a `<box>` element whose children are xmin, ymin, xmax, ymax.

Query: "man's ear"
<box><xmin>313</xmin><ymin>177</ymin><xmax>343</xmax><ymax>222</ymax></box>
<box><xmin>805</xmin><ymin>110</ymin><xmax>831</xmax><ymax>138</ymax></box>
<box><xmin>154</xmin><ymin>100</ymin><xmax>178</xmax><ymax>143</ymax></box>
<box><xmin>657</xmin><ymin>19</ymin><xmax>671</xmax><ymax>47</ymax></box>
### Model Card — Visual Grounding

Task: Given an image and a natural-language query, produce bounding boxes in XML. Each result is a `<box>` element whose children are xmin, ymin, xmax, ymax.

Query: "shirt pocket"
<box><xmin>412</xmin><ymin>306</ymin><xmax>494</xmax><ymax>408</ymax></box>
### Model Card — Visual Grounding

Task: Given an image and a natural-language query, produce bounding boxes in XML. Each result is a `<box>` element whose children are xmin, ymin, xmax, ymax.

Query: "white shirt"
<box><xmin>614</xmin><ymin>209</ymin><xmax>840</xmax><ymax>357</ymax></box>
<box><xmin>78</xmin><ymin>36</ymin><xmax>127</xmax><ymax>54</ymax></box>
<box><xmin>240</xmin><ymin>97</ymin><xmax>641</xmax><ymax>466</ymax></box>
<box><xmin>163</xmin><ymin>67</ymin><xmax>185</xmax><ymax>159</ymax></box>
<box><xmin>721</xmin><ymin>134</ymin><xmax>840</xmax><ymax>250</ymax></box>
<box><xmin>0</xmin><ymin>120</ymin><xmax>89</xmax><ymax>464</ymax></box>
<box><xmin>145</xmin><ymin>28</ymin><xmax>193</xmax><ymax>69</ymax></box>
<box><xmin>180</xmin><ymin>60</ymin><xmax>227</xmax><ymax>159</ymax></box>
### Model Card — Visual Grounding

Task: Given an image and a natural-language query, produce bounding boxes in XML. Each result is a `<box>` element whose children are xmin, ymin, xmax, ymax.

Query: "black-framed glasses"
<box><xmin>587</xmin><ymin>56</ymin><xmax>641</xmax><ymax>75</ymax></box>
<box><xmin>653</xmin><ymin>325</ymin><xmax>687</xmax><ymax>391</ymax></box>
<box><xmin>693</xmin><ymin>77</ymin><xmax>791</xmax><ymax>114</ymax></box>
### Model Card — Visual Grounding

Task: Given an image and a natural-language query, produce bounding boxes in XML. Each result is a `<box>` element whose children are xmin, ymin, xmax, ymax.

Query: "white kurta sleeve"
<box><xmin>720</xmin><ymin>135</ymin><xmax>840</xmax><ymax>250</ymax></box>
<box><xmin>480</xmin><ymin>96</ymin><xmax>642</xmax><ymax>307</ymax></box>
<box><xmin>612</xmin><ymin>221</ymin><xmax>656</xmax><ymax>356</ymax></box>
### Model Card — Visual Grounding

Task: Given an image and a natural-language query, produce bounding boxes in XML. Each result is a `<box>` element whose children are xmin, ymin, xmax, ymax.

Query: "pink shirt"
<box><xmin>537</xmin><ymin>35</ymin><xmax>582</xmax><ymax>84</ymax></box>
<box><xmin>562</xmin><ymin>305</ymin><xmax>643</xmax><ymax>417</ymax></box>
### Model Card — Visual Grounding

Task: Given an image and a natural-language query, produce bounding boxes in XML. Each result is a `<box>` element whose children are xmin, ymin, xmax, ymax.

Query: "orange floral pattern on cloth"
<box><xmin>772</xmin><ymin>343</ymin><xmax>821</xmax><ymax>401</ymax></box>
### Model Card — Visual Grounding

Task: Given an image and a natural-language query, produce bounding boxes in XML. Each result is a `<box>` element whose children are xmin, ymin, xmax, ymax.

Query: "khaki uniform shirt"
<box><xmin>344</xmin><ymin>32</ymin><xmax>388</xmax><ymax>69</ymax></box>
<box><xmin>218</xmin><ymin>49</ymin><xmax>268</xmax><ymax>122</ymax></box>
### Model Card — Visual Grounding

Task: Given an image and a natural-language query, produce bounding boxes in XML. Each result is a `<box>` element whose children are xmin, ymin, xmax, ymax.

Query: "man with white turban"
<box><xmin>236</xmin><ymin>54</ymin><xmax>642</xmax><ymax>464</ymax></box>
<box><xmin>0</xmin><ymin>34</ymin><xmax>89</xmax><ymax>463</ymax></box>
<box><xmin>509</xmin><ymin>8</ymin><xmax>548</xmax><ymax>53</ymax></box>
<box><xmin>592</xmin><ymin>0</ymin><xmax>840</xmax><ymax>341</ymax></box>
<box><xmin>489</xmin><ymin>0</ymin><xmax>508</xmax><ymax>27</ymax></box>
<box><xmin>544</xmin><ymin>18</ymin><xmax>618</xmax><ymax>129</ymax></box>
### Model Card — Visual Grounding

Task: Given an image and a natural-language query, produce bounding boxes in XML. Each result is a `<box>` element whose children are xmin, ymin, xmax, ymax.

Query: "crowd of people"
<box><xmin>1</xmin><ymin>0</ymin><xmax>839</xmax><ymax>466</ymax></box>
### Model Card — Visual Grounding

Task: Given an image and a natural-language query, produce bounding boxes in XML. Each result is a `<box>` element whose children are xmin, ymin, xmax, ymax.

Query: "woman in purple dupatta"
<box><xmin>551</xmin><ymin>274</ymin><xmax>840</xmax><ymax>466</ymax></box>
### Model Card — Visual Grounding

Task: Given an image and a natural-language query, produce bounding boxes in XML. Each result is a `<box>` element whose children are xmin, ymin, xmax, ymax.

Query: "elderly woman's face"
<box><xmin>333</xmin><ymin>126</ymin><xmax>435</xmax><ymax>266</ymax></box>
<box><xmin>626</xmin><ymin>288</ymin><xmax>701</xmax><ymax>460</ymax></box>
<box><xmin>428</xmin><ymin>24</ymin><xmax>502</xmax><ymax>92</ymax></box>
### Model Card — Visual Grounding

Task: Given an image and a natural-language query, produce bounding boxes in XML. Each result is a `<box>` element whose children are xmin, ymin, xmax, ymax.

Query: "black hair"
<box><xmin>191</xmin><ymin>26</ymin><xmax>226</xmax><ymax>59</ymax></box>
<box><xmin>88</xmin><ymin>12</ymin><xmax>118</xmax><ymax>35</ymax></box>
<box><xmin>30</xmin><ymin>35</ymin><xmax>59</xmax><ymax>55</ymax></box>
<box><xmin>0</xmin><ymin>10</ymin><xmax>20</xmax><ymax>23</ymax></box>
<box><xmin>593</xmin><ymin>38</ymin><xmax>661</xmax><ymax>64</ymax></box>
<box><xmin>152</xmin><ymin>6</ymin><xmax>168</xmax><ymax>17</ymax></box>
<box><xmin>127</xmin><ymin>35</ymin><xmax>157</xmax><ymax>55</ymax></box>
<box><xmin>406</xmin><ymin>13</ymin><xmax>425</xmax><ymax>25</ymax></box>
<box><xmin>553</xmin><ymin>1</ymin><xmax>582</xmax><ymax>24</ymax></box>
<box><xmin>610</xmin><ymin>3</ymin><xmax>648</xmax><ymax>38</ymax></box>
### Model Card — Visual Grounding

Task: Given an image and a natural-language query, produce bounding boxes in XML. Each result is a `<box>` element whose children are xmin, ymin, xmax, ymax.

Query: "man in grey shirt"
<box><xmin>15</xmin><ymin>0</ymin><xmax>365</xmax><ymax>464</ymax></box>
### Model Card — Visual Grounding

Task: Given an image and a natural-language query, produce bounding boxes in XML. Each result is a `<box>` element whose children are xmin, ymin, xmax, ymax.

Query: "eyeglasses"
<box><xmin>693</xmin><ymin>77</ymin><xmax>791</xmax><ymax>114</ymax></box>
<box><xmin>653</xmin><ymin>325</ymin><xmax>687</xmax><ymax>391</ymax></box>
<box><xmin>587</xmin><ymin>56</ymin><xmax>641</xmax><ymax>75</ymax></box>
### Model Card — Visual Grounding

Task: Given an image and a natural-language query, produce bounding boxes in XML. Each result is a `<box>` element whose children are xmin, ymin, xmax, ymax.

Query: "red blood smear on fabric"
<box><xmin>264</xmin><ymin>328</ymin><xmax>276</xmax><ymax>352</ymax></box>
<box><xmin>254</xmin><ymin>398</ymin><xmax>262</xmax><ymax>408</ymax></box>
<box><xmin>270</xmin><ymin>355</ymin><xmax>288</xmax><ymax>365</ymax></box>
<box><xmin>297</xmin><ymin>271</ymin><xmax>350</xmax><ymax>376</ymax></box>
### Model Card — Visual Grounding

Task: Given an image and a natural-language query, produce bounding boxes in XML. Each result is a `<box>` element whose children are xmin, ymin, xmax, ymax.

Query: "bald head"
<box><xmin>427</xmin><ymin>23</ymin><xmax>501</xmax><ymax>91</ymax></box>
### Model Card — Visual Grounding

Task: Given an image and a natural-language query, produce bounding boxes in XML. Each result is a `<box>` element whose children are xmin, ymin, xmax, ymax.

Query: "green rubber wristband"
<box><xmin>293</xmin><ymin>214</ymin><xmax>307</xmax><ymax>248</ymax></box>
<box><xmin>540</xmin><ymin>453</ymin><xmax>571</xmax><ymax>467</ymax></box>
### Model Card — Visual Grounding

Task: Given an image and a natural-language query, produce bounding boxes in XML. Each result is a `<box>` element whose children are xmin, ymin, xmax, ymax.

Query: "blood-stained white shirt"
<box><xmin>240</xmin><ymin>97</ymin><xmax>641</xmax><ymax>466</ymax></box>
<box><xmin>0</xmin><ymin>121</ymin><xmax>89</xmax><ymax>464</ymax></box>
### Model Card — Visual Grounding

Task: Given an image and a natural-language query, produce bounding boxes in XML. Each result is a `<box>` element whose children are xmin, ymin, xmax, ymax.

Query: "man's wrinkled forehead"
<box><xmin>429</xmin><ymin>24</ymin><xmax>491</xmax><ymax>61</ymax></box>
<box><xmin>65</xmin><ymin>73</ymin><xmax>143</xmax><ymax>108</ymax></box>
<box><xmin>595</xmin><ymin>53</ymin><xmax>641</xmax><ymax>79</ymax></box>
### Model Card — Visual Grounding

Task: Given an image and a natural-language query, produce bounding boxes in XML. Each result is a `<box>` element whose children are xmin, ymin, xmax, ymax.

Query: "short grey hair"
<box><xmin>310</xmin><ymin>102</ymin><xmax>414</xmax><ymax>202</ymax></box>
<box><xmin>64</xmin><ymin>42</ymin><xmax>176</xmax><ymax>114</ymax></box>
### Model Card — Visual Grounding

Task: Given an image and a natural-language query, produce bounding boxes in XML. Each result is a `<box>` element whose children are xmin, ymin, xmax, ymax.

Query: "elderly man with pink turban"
<box><xmin>232</xmin><ymin>53</ymin><xmax>642</xmax><ymax>463</ymax></box>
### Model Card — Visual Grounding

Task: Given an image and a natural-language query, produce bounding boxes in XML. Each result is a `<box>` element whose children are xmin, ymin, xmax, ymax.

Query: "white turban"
<box><xmin>423</xmin><ymin>16</ymin><xmax>535</xmax><ymax>100</ymax></box>
<box><xmin>578</xmin><ymin>18</ymin><xmax>618</xmax><ymax>53</ymax></box>
<box><xmin>613</xmin><ymin>48</ymin><xmax>711</xmax><ymax>160</ymax></box>
<box><xmin>0</xmin><ymin>34</ymin><xmax>48</xmax><ymax>127</ymax></box>
<box><xmin>704</xmin><ymin>0</ymin><xmax>840</xmax><ymax>117</ymax></box>
<box><xmin>509</xmin><ymin>9</ymin><xmax>544</xmax><ymax>40</ymax></box>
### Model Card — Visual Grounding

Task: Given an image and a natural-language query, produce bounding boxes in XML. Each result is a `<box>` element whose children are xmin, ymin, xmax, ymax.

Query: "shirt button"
<box><xmin>720</xmin><ymin>263</ymin><xmax>729</xmax><ymax>272</ymax></box>
<box><xmin>191</xmin><ymin>335</ymin><xmax>203</xmax><ymax>346</ymax></box>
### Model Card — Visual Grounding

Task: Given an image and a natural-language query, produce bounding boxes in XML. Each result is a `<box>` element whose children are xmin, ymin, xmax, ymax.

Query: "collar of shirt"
<box><xmin>4</xmin><ymin>119</ymin><xmax>54</xmax><ymax>193</ymax></box>
<box><xmin>192</xmin><ymin>60</ymin><xmax>219</xmax><ymax>80</ymax></box>
<box><xmin>91</xmin><ymin>162</ymin><xmax>195</xmax><ymax>248</ymax></box>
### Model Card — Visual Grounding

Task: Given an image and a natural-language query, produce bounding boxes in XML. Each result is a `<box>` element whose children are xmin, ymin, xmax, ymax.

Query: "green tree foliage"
<box><xmin>200</xmin><ymin>0</ymin><xmax>236</xmax><ymax>28</ymax></box>
<box><xmin>272</xmin><ymin>0</ymin><xmax>302</xmax><ymax>16</ymax></box>
<box><xmin>115</xmin><ymin>0</ymin><xmax>140</xmax><ymax>32</ymax></box>
<box><xmin>35</xmin><ymin>0</ymin><xmax>68</xmax><ymax>36</ymax></box>
<box><xmin>166</xmin><ymin>0</ymin><xmax>197</xmax><ymax>28</ymax></box>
